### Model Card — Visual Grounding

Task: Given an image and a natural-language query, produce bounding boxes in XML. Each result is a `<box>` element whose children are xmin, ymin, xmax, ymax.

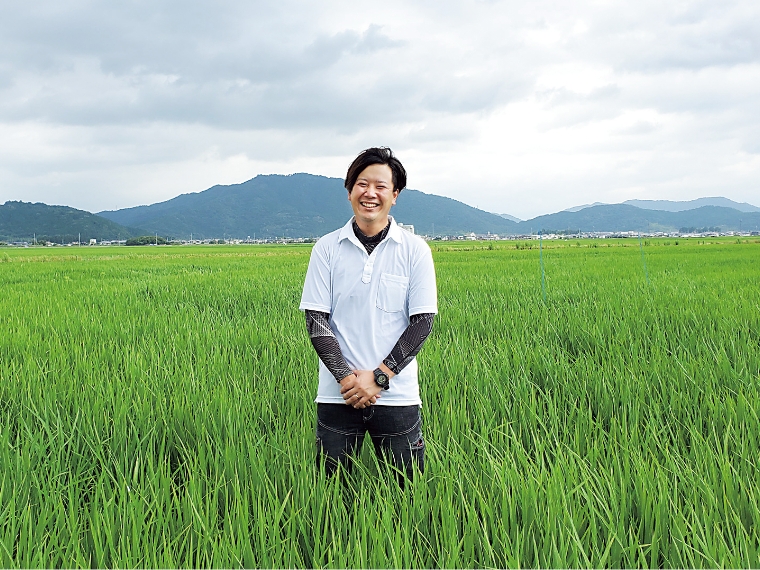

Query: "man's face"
<box><xmin>348</xmin><ymin>163</ymin><xmax>399</xmax><ymax>228</ymax></box>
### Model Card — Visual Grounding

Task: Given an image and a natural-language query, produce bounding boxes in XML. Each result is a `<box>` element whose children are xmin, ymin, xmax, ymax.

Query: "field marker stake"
<box><xmin>638</xmin><ymin>232</ymin><xmax>651</xmax><ymax>285</ymax></box>
<box><xmin>540</xmin><ymin>231</ymin><xmax>546</xmax><ymax>302</ymax></box>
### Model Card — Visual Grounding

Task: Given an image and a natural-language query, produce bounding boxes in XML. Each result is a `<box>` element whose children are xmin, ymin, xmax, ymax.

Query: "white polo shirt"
<box><xmin>300</xmin><ymin>216</ymin><xmax>438</xmax><ymax>406</ymax></box>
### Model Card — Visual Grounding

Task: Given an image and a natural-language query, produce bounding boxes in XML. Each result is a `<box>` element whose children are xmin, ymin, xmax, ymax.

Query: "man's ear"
<box><xmin>347</xmin><ymin>190</ymin><xmax>352</xmax><ymax>201</ymax></box>
<box><xmin>392</xmin><ymin>189</ymin><xmax>399</xmax><ymax>205</ymax></box>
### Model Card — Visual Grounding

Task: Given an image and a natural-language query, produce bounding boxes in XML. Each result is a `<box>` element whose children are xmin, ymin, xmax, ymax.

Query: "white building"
<box><xmin>397</xmin><ymin>223</ymin><xmax>415</xmax><ymax>234</ymax></box>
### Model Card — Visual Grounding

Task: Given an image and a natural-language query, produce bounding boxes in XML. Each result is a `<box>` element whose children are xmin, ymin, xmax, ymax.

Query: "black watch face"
<box><xmin>375</xmin><ymin>370</ymin><xmax>389</xmax><ymax>387</ymax></box>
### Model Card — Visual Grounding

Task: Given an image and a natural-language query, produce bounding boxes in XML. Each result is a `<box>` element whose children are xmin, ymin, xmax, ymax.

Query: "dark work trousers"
<box><xmin>315</xmin><ymin>403</ymin><xmax>424</xmax><ymax>482</ymax></box>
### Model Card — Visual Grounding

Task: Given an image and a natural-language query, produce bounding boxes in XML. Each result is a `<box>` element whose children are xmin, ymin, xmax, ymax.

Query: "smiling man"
<box><xmin>300</xmin><ymin>147</ymin><xmax>438</xmax><ymax>481</ymax></box>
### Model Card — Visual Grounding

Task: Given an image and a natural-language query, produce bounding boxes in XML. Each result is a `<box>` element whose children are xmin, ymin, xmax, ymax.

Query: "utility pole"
<box><xmin>155</xmin><ymin>232</ymin><xmax>158</xmax><ymax>246</ymax></box>
<box><xmin>78</xmin><ymin>233</ymin><xmax>81</xmax><ymax>246</ymax></box>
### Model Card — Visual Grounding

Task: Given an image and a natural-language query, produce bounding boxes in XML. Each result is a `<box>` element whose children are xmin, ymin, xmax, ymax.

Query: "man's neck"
<box><xmin>352</xmin><ymin>219</ymin><xmax>390</xmax><ymax>255</ymax></box>
<box><xmin>355</xmin><ymin>216</ymin><xmax>390</xmax><ymax>237</ymax></box>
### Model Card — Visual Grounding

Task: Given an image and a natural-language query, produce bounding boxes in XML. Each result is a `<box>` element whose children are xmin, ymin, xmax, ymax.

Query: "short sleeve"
<box><xmin>408</xmin><ymin>242</ymin><xmax>437</xmax><ymax>316</ymax></box>
<box><xmin>300</xmin><ymin>239</ymin><xmax>332</xmax><ymax>312</ymax></box>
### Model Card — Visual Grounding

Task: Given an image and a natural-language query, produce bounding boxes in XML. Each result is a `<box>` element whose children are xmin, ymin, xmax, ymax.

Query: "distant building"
<box><xmin>398</xmin><ymin>223</ymin><xmax>415</xmax><ymax>234</ymax></box>
<box><xmin>89</xmin><ymin>238</ymin><xmax>97</xmax><ymax>245</ymax></box>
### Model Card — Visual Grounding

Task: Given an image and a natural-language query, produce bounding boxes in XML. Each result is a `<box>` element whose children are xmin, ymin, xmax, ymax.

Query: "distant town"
<box><xmin>4</xmin><ymin>224</ymin><xmax>759</xmax><ymax>248</ymax></box>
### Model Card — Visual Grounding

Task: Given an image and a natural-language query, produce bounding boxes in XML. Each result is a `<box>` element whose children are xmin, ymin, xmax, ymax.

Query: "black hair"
<box><xmin>344</xmin><ymin>147</ymin><xmax>407</xmax><ymax>193</ymax></box>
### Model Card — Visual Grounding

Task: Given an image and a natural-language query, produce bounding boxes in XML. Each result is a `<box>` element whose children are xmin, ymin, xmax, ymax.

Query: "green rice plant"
<box><xmin>0</xmin><ymin>240</ymin><xmax>758</xmax><ymax>567</ymax></box>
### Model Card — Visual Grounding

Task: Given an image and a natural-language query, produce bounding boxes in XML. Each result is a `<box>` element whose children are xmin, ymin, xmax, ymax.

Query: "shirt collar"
<box><xmin>339</xmin><ymin>216</ymin><xmax>404</xmax><ymax>246</ymax></box>
<box><xmin>387</xmin><ymin>216</ymin><xmax>404</xmax><ymax>243</ymax></box>
<box><xmin>338</xmin><ymin>217</ymin><xmax>361</xmax><ymax>248</ymax></box>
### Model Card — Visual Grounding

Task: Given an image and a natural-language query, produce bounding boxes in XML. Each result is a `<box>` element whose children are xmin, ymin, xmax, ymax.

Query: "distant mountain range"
<box><xmin>95</xmin><ymin>175</ymin><xmax>760</xmax><ymax>236</ymax></box>
<box><xmin>565</xmin><ymin>197</ymin><xmax>760</xmax><ymax>214</ymax></box>
<box><xmin>624</xmin><ymin>197</ymin><xmax>760</xmax><ymax>213</ymax></box>
<box><xmin>2</xmin><ymin>174</ymin><xmax>759</xmax><ymax>242</ymax></box>
<box><xmin>97</xmin><ymin>174</ymin><xmax>519</xmax><ymax>238</ymax></box>
<box><xmin>520</xmin><ymin>204</ymin><xmax>760</xmax><ymax>234</ymax></box>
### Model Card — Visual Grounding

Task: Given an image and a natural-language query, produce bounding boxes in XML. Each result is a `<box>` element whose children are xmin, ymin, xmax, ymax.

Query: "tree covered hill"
<box><xmin>98</xmin><ymin>174</ymin><xmax>519</xmax><ymax>238</ymax></box>
<box><xmin>0</xmin><ymin>201</ymin><xmax>141</xmax><ymax>243</ymax></box>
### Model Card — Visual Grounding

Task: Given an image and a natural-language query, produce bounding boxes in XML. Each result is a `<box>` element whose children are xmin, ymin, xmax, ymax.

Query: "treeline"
<box><xmin>126</xmin><ymin>236</ymin><xmax>169</xmax><ymax>246</ymax></box>
<box><xmin>679</xmin><ymin>226</ymin><xmax>721</xmax><ymax>233</ymax></box>
<box><xmin>125</xmin><ymin>237</ymin><xmax>232</xmax><ymax>245</ymax></box>
<box><xmin>539</xmin><ymin>229</ymin><xmax>583</xmax><ymax>235</ymax></box>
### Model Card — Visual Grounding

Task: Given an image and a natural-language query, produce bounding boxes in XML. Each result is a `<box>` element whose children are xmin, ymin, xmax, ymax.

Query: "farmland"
<box><xmin>1</xmin><ymin>238</ymin><xmax>759</xmax><ymax>567</ymax></box>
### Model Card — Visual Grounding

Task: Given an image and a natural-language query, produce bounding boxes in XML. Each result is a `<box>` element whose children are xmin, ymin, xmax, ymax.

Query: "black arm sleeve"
<box><xmin>305</xmin><ymin>310</ymin><xmax>353</xmax><ymax>382</ymax></box>
<box><xmin>382</xmin><ymin>313</ymin><xmax>435</xmax><ymax>375</ymax></box>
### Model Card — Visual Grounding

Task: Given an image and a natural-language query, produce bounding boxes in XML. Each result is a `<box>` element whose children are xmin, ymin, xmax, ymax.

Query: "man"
<box><xmin>299</xmin><ymin>147</ymin><xmax>438</xmax><ymax>481</ymax></box>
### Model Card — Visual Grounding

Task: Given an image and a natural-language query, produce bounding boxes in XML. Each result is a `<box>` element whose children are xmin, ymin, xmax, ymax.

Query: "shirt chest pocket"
<box><xmin>376</xmin><ymin>273</ymin><xmax>409</xmax><ymax>313</ymax></box>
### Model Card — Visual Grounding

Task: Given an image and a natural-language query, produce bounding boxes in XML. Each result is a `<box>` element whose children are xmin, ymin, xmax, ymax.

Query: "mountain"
<box><xmin>7</xmin><ymin>179</ymin><xmax>758</xmax><ymax>241</ymax></box>
<box><xmin>0</xmin><ymin>201</ymin><xmax>141</xmax><ymax>243</ymax></box>
<box><xmin>393</xmin><ymin>190</ymin><xmax>519</xmax><ymax>236</ymax></box>
<box><xmin>556</xmin><ymin>197</ymin><xmax>759</xmax><ymax>215</ymax></box>
<box><xmin>98</xmin><ymin>174</ymin><xmax>519</xmax><ymax>238</ymax></box>
<box><xmin>499</xmin><ymin>213</ymin><xmax>523</xmax><ymax>223</ymax></box>
<box><xmin>623</xmin><ymin>197</ymin><xmax>760</xmax><ymax>213</ymax></box>
<box><xmin>563</xmin><ymin>202</ymin><xmax>607</xmax><ymax>213</ymax></box>
<box><xmin>514</xmin><ymin>204</ymin><xmax>760</xmax><ymax>234</ymax></box>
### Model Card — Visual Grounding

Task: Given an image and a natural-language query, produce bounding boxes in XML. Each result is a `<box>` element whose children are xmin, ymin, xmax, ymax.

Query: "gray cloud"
<box><xmin>0</xmin><ymin>0</ymin><xmax>529</xmax><ymax>131</ymax></box>
<box><xmin>1</xmin><ymin>0</ymin><xmax>759</xmax><ymax>217</ymax></box>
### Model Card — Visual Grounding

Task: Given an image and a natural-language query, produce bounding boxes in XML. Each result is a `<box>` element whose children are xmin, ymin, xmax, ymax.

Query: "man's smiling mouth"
<box><xmin>360</xmin><ymin>202</ymin><xmax>379</xmax><ymax>209</ymax></box>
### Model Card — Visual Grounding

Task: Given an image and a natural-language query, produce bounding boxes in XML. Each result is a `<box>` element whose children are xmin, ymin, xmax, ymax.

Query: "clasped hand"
<box><xmin>340</xmin><ymin>370</ymin><xmax>382</xmax><ymax>409</ymax></box>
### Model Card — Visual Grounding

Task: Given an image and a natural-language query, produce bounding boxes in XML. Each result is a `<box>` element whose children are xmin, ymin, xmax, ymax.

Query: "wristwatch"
<box><xmin>373</xmin><ymin>368</ymin><xmax>390</xmax><ymax>390</ymax></box>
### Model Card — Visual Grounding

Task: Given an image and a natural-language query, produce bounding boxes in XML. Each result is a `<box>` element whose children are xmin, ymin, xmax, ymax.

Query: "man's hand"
<box><xmin>340</xmin><ymin>371</ymin><xmax>382</xmax><ymax>409</ymax></box>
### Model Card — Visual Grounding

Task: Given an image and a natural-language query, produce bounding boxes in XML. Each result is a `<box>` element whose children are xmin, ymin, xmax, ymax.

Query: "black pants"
<box><xmin>315</xmin><ymin>403</ymin><xmax>424</xmax><ymax>481</ymax></box>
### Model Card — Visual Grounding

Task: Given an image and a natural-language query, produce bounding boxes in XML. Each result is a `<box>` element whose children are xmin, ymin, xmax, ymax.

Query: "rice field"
<box><xmin>1</xmin><ymin>238</ymin><xmax>759</xmax><ymax>568</ymax></box>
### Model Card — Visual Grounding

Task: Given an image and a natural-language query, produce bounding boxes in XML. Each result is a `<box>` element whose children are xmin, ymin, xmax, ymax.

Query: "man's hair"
<box><xmin>344</xmin><ymin>147</ymin><xmax>407</xmax><ymax>193</ymax></box>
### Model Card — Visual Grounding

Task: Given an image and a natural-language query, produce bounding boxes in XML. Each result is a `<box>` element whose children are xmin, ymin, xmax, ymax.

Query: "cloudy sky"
<box><xmin>1</xmin><ymin>0</ymin><xmax>758</xmax><ymax>219</ymax></box>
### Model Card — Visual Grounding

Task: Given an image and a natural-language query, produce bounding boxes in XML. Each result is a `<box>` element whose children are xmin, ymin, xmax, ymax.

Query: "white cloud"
<box><xmin>0</xmin><ymin>0</ymin><xmax>758</xmax><ymax>219</ymax></box>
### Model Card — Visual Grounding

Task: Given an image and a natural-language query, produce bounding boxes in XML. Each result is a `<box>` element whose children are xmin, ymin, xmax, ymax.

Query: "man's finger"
<box><xmin>342</xmin><ymin>387</ymin><xmax>357</xmax><ymax>398</ymax></box>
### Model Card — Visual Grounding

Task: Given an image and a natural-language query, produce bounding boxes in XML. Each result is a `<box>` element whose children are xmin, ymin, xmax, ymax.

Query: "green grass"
<box><xmin>1</xmin><ymin>239</ymin><xmax>759</xmax><ymax>567</ymax></box>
